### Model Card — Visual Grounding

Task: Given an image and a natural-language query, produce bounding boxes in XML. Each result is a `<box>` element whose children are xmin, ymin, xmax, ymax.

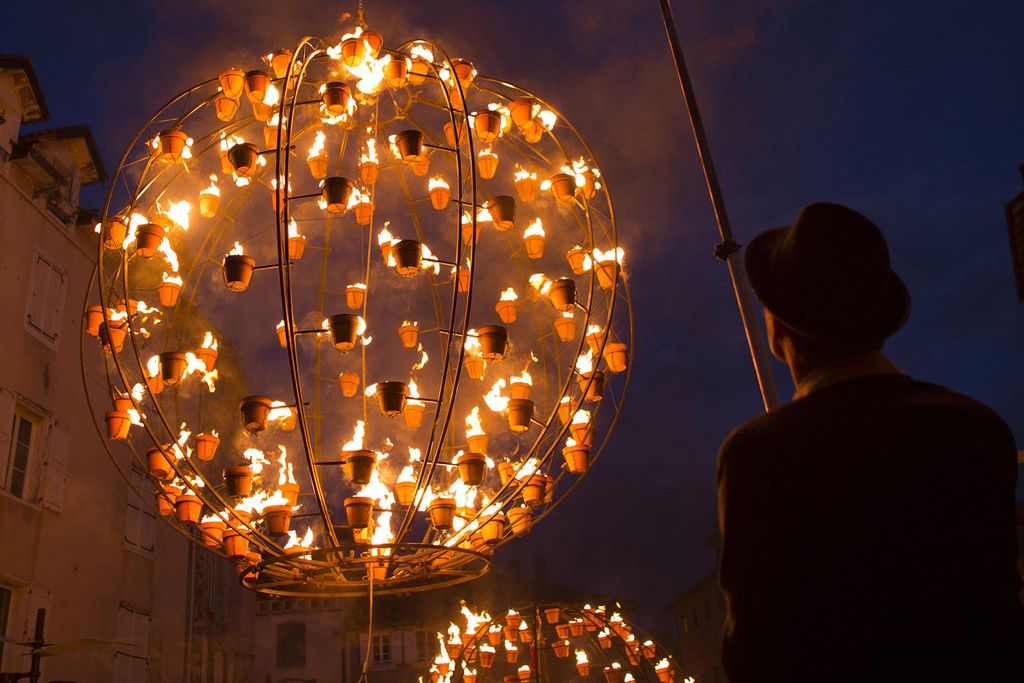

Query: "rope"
<box><xmin>358</xmin><ymin>561</ymin><xmax>375</xmax><ymax>682</ymax></box>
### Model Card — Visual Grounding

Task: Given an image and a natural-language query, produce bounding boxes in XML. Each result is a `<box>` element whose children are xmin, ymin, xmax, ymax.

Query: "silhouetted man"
<box><xmin>717</xmin><ymin>202</ymin><xmax>1023</xmax><ymax>680</ymax></box>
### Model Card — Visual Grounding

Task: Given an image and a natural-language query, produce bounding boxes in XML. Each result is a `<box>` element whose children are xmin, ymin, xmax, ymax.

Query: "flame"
<box><xmin>160</xmin><ymin>200</ymin><xmax>192</xmax><ymax>230</ymax></box>
<box><xmin>161</xmin><ymin>272</ymin><xmax>183</xmax><ymax>286</ymax></box>
<box><xmin>228</xmin><ymin>241</ymin><xmax>244</xmax><ymax>256</ymax></box>
<box><xmin>284</xmin><ymin>526</ymin><xmax>316</xmax><ymax>551</ymax></box>
<box><xmin>514</xmin><ymin>458</ymin><xmax>540</xmax><ymax>481</ymax></box>
<box><xmin>465</xmin><ymin>407</ymin><xmax>484</xmax><ymax>438</ymax></box>
<box><xmin>575</xmin><ymin>649</ymin><xmax>589</xmax><ymax>665</ymax></box>
<box><xmin>654</xmin><ymin>658</ymin><xmax>670</xmax><ymax>671</ymax></box>
<box><xmin>523</xmin><ymin>218</ymin><xmax>544</xmax><ymax>239</ymax></box>
<box><xmin>484</xmin><ymin>379</ymin><xmax>509</xmax><ymax>413</ymax></box>
<box><xmin>529</xmin><ymin>273</ymin><xmax>552</xmax><ymax>296</ymax></box>
<box><xmin>201</xmin><ymin>174</ymin><xmax>220</xmax><ymax>198</ymax></box>
<box><xmin>499</xmin><ymin>287</ymin><xmax>518</xmax><ymax>302</ymax></box>
<box><xmin>413</xmin><ymin>344</ymin><xmax>429</xmax><ymax>370</ymax></box>
<box><xmin>268</xmin><ymin>400</ymin><xmax>295</xmax><ymax>424</ymax></box>
<box><xmin>479</xmin><ymin>146</ymin><xmax>497</xmax><ymax>160</ymax></box>
<box><xmin>428</xmin><ymin>176</ymin><xmax>449</xmax><ymax>191</ymax></box>
<box><xmin>377</xmin><ymin>224</ymin><xmax>395</xmax><ymax>247</ymax></box>
<box><xmin>263</xmin><ymin>83</ymin><xmax>280</xmax><ymax>106</ymax></box>
<box><xmin>200</xmin><ymin>331</ymin><xmax>218</xmax><ymax>350</ymax></box>
<box><xmin>307</xmin><ymin>130</ymin><xmax>327</xmax><ymax>161</ymax></box>
<box><xmin>347</xmin><ymin>186</ymin><xmax>371</xmax><ymax>211</ymax></box>
<box><xmin>146</xmin><ymin>355</ymin><xmax>160</xmax><ymax>378</ymax></box>
<box><xmin>420</xmin><ymin>243</ymin><xmax>442</xmax><ymax>274</ymax></box>
<box><xmin>576</xmin><ymin>348</ymin><xmax>595</xmax><ymax>375</ymax></box>
<box><xmin>408</xmin><ymin>378</ymin><xmax>425</xmax><ymax>408</ymax></box>
<box><xmin>358</xmin><ymin>135</ymin><xmax>378</xmax><ymax>165</ymax></box>
<box><xmin>276</xmin><ymin>445</ymin><xmax>296</xmax><ymax>486</ymax></box>
<box><xmin>514</xmin><ymin>166</ymin><xmax>537</xmax><ymax>182</ymax></box>
<box><xmin>505</xmin><ymin>640</ymin><xmax>518</xmax><ymax>652</ymax></box>
<box><xmin>410</xmin><ymin>45</ymin><xmax>434</xmax><ymax>62</ymax></box>
<box><xmin>593</xmin><ymin>246</ymin><xmax>624</xmax><ymax>264</ymax></box>
<box><xmin>532</xmin><ymin>104</ymin><xmax>557</xmax><ymax>130</ymax></box>
<box><xmin>342</xmin><ymin>420</ymin><xmax>366</xmax><ymax>451</ymax></box>
<box><xmin>464</xmin><ymin>329</ymin><xmax>482</xmax><ymax>356</ymax></box>
<box><xmin>510</xmin><ymin>368</ymin><xmax>532</xmax><ymax>387</ymax></box>
<box><xmin>242</xmin><ymin>447</ymin><xmax>270</xmax><ymax>475</ymax></box>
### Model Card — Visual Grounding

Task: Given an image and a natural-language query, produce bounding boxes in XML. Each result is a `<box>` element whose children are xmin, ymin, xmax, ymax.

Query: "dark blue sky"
<box><xmin>11</xmin><ymin>0</ymin><xmax>1023</xmax><ymax>629</ymax></box>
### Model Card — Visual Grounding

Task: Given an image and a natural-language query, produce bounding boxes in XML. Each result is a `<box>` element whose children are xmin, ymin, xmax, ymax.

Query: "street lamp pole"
<box><xmin>657</xmin><ymin>0</ymin><xmax>781</xmax><ymax>411</ymax></box>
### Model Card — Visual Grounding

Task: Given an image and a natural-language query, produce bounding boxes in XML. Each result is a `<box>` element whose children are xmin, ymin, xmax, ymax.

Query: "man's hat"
<box><xmin>744</xmin><ymin>202</ymin><xmax>911</xmax><ymax>341</ymax></box>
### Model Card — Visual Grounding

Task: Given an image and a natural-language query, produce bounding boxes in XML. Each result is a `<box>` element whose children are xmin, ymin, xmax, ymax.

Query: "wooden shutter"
<box><xmin>42</xmin><ymin>265</ymin><xmax>67</xmax><ymax>345</ymax></box>
<box><xmin>402</xmin><ymin>629</ymin><xmax>417</xmax><ymax>664</ymax></box>
<box><xmin>25</xmin><ymin>254</ymin><xmax>49</xmax><ymax>335</ymax></box>
<box><xmin>21</xmin><ymin>586</ymin><xmax>50</xmax><ymax>641</ymax></box>
<box><xmin>41</xmin><ymin>422</ymin><xmax>70</xmax><ymax>511</ymax></box>
<box><xmin>0</xmin><ymin>389</ymin><xmax>15</xmax><ymax>490</ymax></box>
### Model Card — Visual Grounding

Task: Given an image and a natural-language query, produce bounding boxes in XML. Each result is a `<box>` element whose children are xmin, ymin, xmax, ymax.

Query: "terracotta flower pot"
<box><xmin>476</xmin><ymin>325</ymin><xmax>508</xmax><ymax>361</ymax></box>
<box><xmin>326</xmin><ymin>313</ymin><xmax>359</xmax><ymax>351</ymax></box>
<box><xmin>428</xmin><ymin>497</ymin><xmax>457</xmax><ymax>530</ymax></box>
<box><xmin>243</xmin><ymin>70</ymin><xmax>270</xmax><ymax>103</ymax></box>
<box><xmin>473</xmin><ymin>110</ymin><xmax>502</xmax><ymax>142</ymax></box>
<box><xmin>374</xmin><ymin>381</ymin><xmax>408</xmax><ymax>417</ymax></box>
<box><xmin>508</xmin><ymin>99</ymin><xmax>533</xmax><ymax>127</ymax></box>
<box><xmin>239</xmin><ymin>395</ymin><xmax>273</xmax><ymax>434</ymax></box>
<box><xmin>392</xmin><ymin>240</ymin><xmax>423</xmax><ymax>276</ymax></box>
<box><xmin>657</xmin><ymin>669</ymin><xmax>674</xmax><ymax>683</ymax></box>
<box><xmin>147</xmin><ymin>444</ymin><xmax>175</xmax><ymax>480</ymax></box>
<box><xmin>338</xmin><ymin>371</ymin><xmax>360</xmax><ymax>397</ymax></box>
<box><xmin>443</xmin><ymin>120</ymin><xmax>463</xmax><ymax>147</ymax></box>
<box><xmin>577</xmin><ymin>662</ymin><xmax>591</xmax><ymax>677</ymax></box>
<box><xmin>278</xmin><ymin>482</ymin><xmax>299</xmax><ymax>507</ymax></box>
<box><xmin>218</xmin><ymin>68</ymin><xmax>245</xmax><ymax>99</ymax></box>
<box><xmin>395</xmin><ymin>130</ymin><xmax>424</xmax><ymax>164</ymax></box>
<box><xmin>549</xmin><ymin>173</ymin><xmax>577</xmax><ymax>207</ymax></box>
<box><xmin>308</xmin><ymin>154</ymin><xmax>328</xmax><ymax>180</ymax></box>
<box><xmin>456</xmin><ymin>452</ymin><xmax>487</xmax><ymax>486</ymax></box>
<box><xmin>342</xmin><ymin>285</ymin><xmax>364</xmax><ymax>311</ymax></box>
<box><xmin>156</xmin><ymin>485</ymin><xmax>180</xmax><ymax>517</ymax></box>
<box><xmin>495</xmin><ymin>299</ymin><xmax>517</xmax><ymax>324</ymax></box>
<box><xmin>517</xmin><ymin>667</ymin><xmax>532</xmax><ymax>681</ymax></box>
<box><xmin>200</xmin><ymin>519</ymin><xmax>226</xmax><ymax>548</ymax></box>
<box><xmin>174</xmin><ymin>493</ymin><xmax>203</xmax><ymax>525</ymax></box>
<box><xmin>269</xmin><ymin>49</ymin><xmax>292</xmax><ymax>78</ymax></box>
<box><xmin>277</xmin><ymin>323</ymin><xmax>288</xmax><ymax>348</ymax></box>
<box><xmin>464</xmin><ymin>355</ymin><xmax>485</xmax><ymax>380</ymax></box>
<box><xmin>481</xmin><ymin>513</ymin><xmax>506</xmax><ymax>544</ymax></box>
<box><xmin>447</xmin><ymin>84</ymin><xmax>466</xmax><ymax>112</ymax></box>
<box><xmin>521</xmin><ymin>120</ymin><xmax>544</xmax><ymax>143</ymax></box>
<box><xmin>524</xmin><ymin>233</ymin><xmax>544</xmax><ymax>259</ymax></box>
<box><xmin>158</xmin><ymin>279</ymin><xmax>181</xmax><ymax>307</ymax></box>
<box><xmin>404</xmin><ymin>402</ymin><xmax>426</xmax><ymax>428</ymax></box>
<box><xmin>603</xmin><ymin>342</ymin><xmax>628</xmax><ymax>373</ymax></box>
<box><xmin>549</xmin><ymin>278</ymin><xmax>576</xmax><ymax>312</ymax></box>
<box><xmin>514</xmin><ymin>175</ymin><xmax>538</xmax><ymax>203</ymax></box>
<box><xmin>430</xmin><ymin>185</ymin><xmax>451</xmax><ymax>211</ymax></box>
<box><xmin>553</xmin><ymin>314</ymin><xmax>576</xmax><ymax>342</ymax></box>
<box><xmin>105</xmin><ymin>410</ymin><xmax>131</xmax><ymax>440</ymax></box>
<box><xmin>134</xmin><ymin>224</ymin><xmax>164</xmax><ymax>258</ymax></box>
<box><xmin>507</xmin><ymin>399</ymin><xmax>534</xmax><ymax>433</ymax></box>
<box><xmin>412</xmin><ymin>154</ymin><xmax>431</xmax><ymax>176</ymax></box>
<box><xmin>505</xmin><ymin>649</ymin><xmax>519</xmax><ymax>665</ymax></box>
<box><xmin>222</xmin><ymin>254</ymin><xmax>256</xmax><ymax>292</ymax></box>
<box><xmin>223</xmin><ymin>528</ymin><xmax>250</xmax><ymax>558</ymax></box>
<box><xmin>85</xmin><ymin>306</ymin><xmax>104</xmax><ymax>336</ymax></box>
<box><xmin>154</xmin><ymin>129</ymin><xmax>189</xmax><ymax>162</ymax></box>
<box><xmin>195</xmin><ymin>346</ymin><xmax>217</xmax><ymax>372</ymax></box>
<box><xmin>228</xmin><ymin>142</ymin><xmax>260</xmax><ymax>177</ymax></box>
<box><xmin>288</xmin><ymin>235</ymin><xmax>307</xmax><ymax>261</ymax></box>
<box><xmin>467</xmin><ymin>433</ymin><xmax>488</xmax><ymax>454</ymax></box>
<box><xmin>98</xmin><ymin>321</ymin><xmax>128</xmax><ymax>355</ymax></box>
<box><xmin>563</xmin><ymin>443</ymin><xmax>591</xmax><ymax>474</ymax></box>
<box><xmin>553</xmin><ymin>640</ymin><xmax>569</xmax><ymax>658</ymax></box>
<box><xmin>507</xmin><ymin>380</ymin><xmax>530</xmax><ymax>401</ymax></box>
<box><xmin>321</xmin><ymin>82</ymin><xmax>352</xmax><ymax>115</ymax></box>
<box><xmin>450</xmin><ymin>58</ymin><xmax>476</xmax><ymax>87</ymax></box>
<box><xmin>195</xmin><ymin>433</ymin><xmax>220</xmax><ymax>461</ymax></box>
<box><xmin>520</xmin><ymin>473</ymin><xmax>547</xmax><ymax>507</ymax></box>
<box><xmin>101</xmin><ymin>218</ymin><xmax>127</xmax><ymax>249</ymax></box>
<box><xmin>545</xmin><ymin>607</ymin><xmax>560</xmax><ymax>624</ymax></box>
<box><xmin>578</xmin><ymin>370</ymin><xmax>605</xmax><ymax>402</ymax></box>
<box><xmin>408</xmin><ymin>55</ymin><xmax>432</xmax><ymax>85</ymax></box>
<box><xmin>478</xmin><ymin>150</ymin><xmax>499</xmax><ymax>179</ymax></box>
<box><xmin>214</xmin><ymin>93</ymin><xmax>239</xmax><ymax>122</ymax></box>
<box><xmin>146</xmin><ymin>373</ymin><xmax>164</xmax><ymax>396</ymax></box>
<box><xmin>224</xmin><ymin>465</ymin><xmax>254</xmax><ymax>497</ymax></box>
<box><xmin>383</xmin><ymin>58</ymin><xmax>408</xmax><ymax>88</ymax></box>
<box><xmin>561</xmin><ymin>248</ymin><xmax>586</xmax><ymax>276</ymax></box>
<box><xmin>603</xmin><ymin>668</ymin><xmax>624</xmax><ymax>683</ymax></box>
<box><xmin>498</xmin><ymin>461</ymin><xmax>517</xmax><ymax>486</ymax></box>
<box><xmin>263</xmin><ymin>505</ymin><xmax>293</xmax><ymax>535</ymax></box>
<box><xmin>595</xmin><ymin>260</ymin><xmax>618</xmax><ymax>290</ymax></box>
<box><xmin>359</xmin><ymin>160</ymin><xmax>378</xmax><ymax>185</ymax></box>
<box><xmin>456</xmin><ymin>267</ymin><xmax>471</xmax><ymax>293</ymax></box>
<box><xmin>354</xmin><ymin>200</ymin><xmax>374</xmax><ymax>226</ymax></box>
<box><xmin>395</xmin><ymin>480</ymin><xmax>416</xmax><ymax>507</ymax></box>
<box><xmin>484</xmin><ymin>196</ymin><xmax>516</xmax><ymax>231</ymax></box>
<box><xmin>344</xmin><ymin>496</ymin><xmax>375</xmax><ymax>529</ymax></box>
<box><xmin>342</xmin><ymin>450</ymin><xmax>377</xmax><ymax>486</ymax></box>
<box><xmin>321</xmin><ymin>177</ymin><xmax>354</xmax><ymax>214</ymax></box>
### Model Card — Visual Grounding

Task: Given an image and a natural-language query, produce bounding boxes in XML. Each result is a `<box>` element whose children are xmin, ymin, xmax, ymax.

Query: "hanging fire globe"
<box><xmin>81</xmin><ymin>14</ymin><xmax>632</xmax><ymax>597</ymax></box>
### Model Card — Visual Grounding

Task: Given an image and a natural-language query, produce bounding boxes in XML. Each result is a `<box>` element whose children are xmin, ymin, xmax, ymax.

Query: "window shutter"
<box><xmin>134</xmin><ymin>612</ymin><xmax>151</xmax><ymax>658</ymax></box>
<box><xmin>42</xmin><ymin>265</ymin><xmax>67</xmax><ymax>345</ymax></box>
<box><xmin>41</xmin><ymin>422</ymin><xmax>70</xmax><ymax>511</ymax></box>
<box><xmin>21</xmin><ymin>586</ymin><xmax>51</xmax><ymax>641</ymax></box>
<box><xmin>139</xmin><ymin>510</ymin><xmax>154</xmax><ymax>552</ymax></box>
<box><xmin>0</xmin><ymin>389</ymin><xmax>15</xmax><ymax>489</ymax></box>
<box><xmin>402</xmin><ymin>629</ymin><xmax>417</xmax><ymax>664</ymax></box>
<box><xmin>25</xmin><ymin>254</ymin><xmax>49</xmax><ymax>334</ymax></box>
<box><xmin>358</xmin><ymin>633</ymin><xmax>369</xmax><ymax>663</ymax></box>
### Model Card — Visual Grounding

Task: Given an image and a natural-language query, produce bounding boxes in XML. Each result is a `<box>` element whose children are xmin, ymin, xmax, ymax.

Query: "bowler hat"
<box><xmin>745</xmin><ymin>202</ymin><xmax>910</xmax><ymax>341</ymax></box>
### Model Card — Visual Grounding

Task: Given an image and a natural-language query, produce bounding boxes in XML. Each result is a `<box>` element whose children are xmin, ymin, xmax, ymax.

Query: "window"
<box><xmin>415</xmin><ymin>630</ymin><xmax>434</xmax><ymax>661</ymax></box>
<box><xmin>24</xmin><ymin>250</ymin><xmax>67</xmax><ymax>349</ymax></box>
<box><xmin>276</xmin><ymin>621</ymin><xmax>305</xmax><ymax>668</ymax></box>
<box><xmin>124</xmin><ymin>466</ymin><xmax>155</xmax><ymax>554</ymax></box>
<box><xmin>371</xmin><ymin>633</ymin><xmax>391</xmax><ymax>665</ymax></box>
<box><xmin>0</xmin><ymin>586</ymin><xmax>10</xmax><ymax>665</ymax></box>
<box><xmin>114</xmin><ymin>605</ymin><xmax>150</xmax><ymax>683</ymax></box>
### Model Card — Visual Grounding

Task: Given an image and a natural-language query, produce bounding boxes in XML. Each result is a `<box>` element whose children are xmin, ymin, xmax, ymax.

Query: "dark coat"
<box><xmin>717</xmin><ymin>374</ymin><xmax>1023</xmax><ymax>681</ymax></box>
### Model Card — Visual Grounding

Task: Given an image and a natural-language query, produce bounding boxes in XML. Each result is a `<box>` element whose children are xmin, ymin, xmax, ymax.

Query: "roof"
<box><xmin>18</xmin><ymin>125</ymin><xmax>107</xmax><ymax>184</ymax></box>
<box><xmin>0</xmin><ymin>55</ymin><xmax>50</xmax><ymax>123</ymax></box>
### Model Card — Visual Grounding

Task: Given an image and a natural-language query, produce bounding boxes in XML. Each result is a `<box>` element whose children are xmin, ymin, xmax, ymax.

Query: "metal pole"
<box><xmin>657</xmin><ymin>0</ymin><xmax>781</xmax><ymax>411</ymax></box>
<box><xmin>28</xmin><ymin>609</ymin><xmax>44</xmax><ymax>683</ymax></box>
